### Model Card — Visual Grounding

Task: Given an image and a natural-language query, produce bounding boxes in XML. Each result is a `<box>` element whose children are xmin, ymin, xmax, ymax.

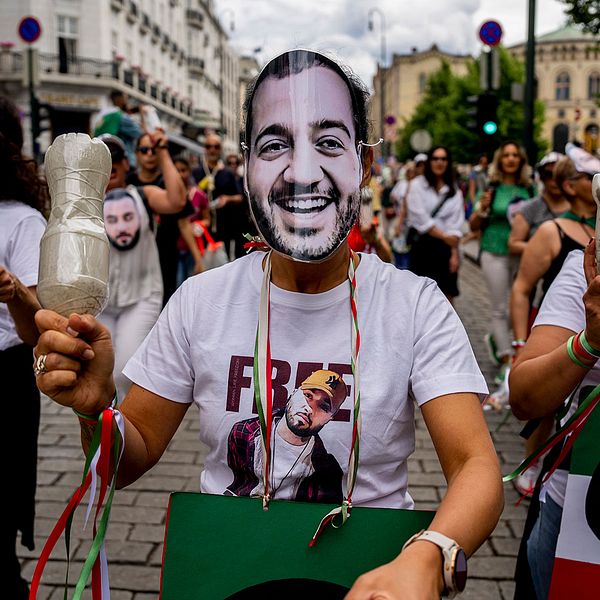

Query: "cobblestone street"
<box><xmin>20</xmin><ymin>257</ymin><xmax>529</xmax><ymax>599</ymax></box>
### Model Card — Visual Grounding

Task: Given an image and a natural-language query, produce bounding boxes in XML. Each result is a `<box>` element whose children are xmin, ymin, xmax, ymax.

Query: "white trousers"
<box><xmin>98</xmin><ymin>292</ymin><xmax>163</xmax><ymax>402</ymax></box>
<box><xmin>479</xmin><ymin>251</ymin><xmax>519</xmax><ymax>359</ymax></box>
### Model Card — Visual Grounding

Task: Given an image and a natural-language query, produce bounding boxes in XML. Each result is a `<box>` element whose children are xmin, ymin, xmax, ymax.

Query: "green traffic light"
<box><xmin>483</xmin><ymin>121</ymin><xmax>498</xmax><ymax>135</ymax></box>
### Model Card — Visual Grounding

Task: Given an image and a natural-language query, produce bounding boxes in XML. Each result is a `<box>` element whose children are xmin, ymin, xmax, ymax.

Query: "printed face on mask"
<box><xmin>104</xmin><ymin>195</ymin><xmax>141</xmax><ymax>250</ymax></box>
<box><xmin>247</xmin><ymin>64</ymin><xmax>362</xmax><ymax>262</ymax></box>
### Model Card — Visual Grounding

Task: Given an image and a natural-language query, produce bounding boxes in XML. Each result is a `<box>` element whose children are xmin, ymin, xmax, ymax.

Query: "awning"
<box><xmin>168</xmin><ymin>132</ymin><xmax>204</xmax><ymax>155</ymax></box>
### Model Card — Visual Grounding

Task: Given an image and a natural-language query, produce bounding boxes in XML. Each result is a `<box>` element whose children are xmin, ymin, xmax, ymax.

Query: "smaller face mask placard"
<box><xmin>245</xmin><ymin>50</ymin><xmax>367</xmax><ymax>262</ymax></box>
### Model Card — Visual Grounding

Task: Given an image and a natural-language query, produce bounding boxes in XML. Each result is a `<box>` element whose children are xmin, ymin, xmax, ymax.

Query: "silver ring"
<box><xmin>33</xmin><ymin>353</ymin><xmax>48</xmax><ymax>377</ymax></box>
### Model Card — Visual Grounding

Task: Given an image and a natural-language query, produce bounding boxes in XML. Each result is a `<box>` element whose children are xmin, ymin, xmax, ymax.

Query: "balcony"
<box><xmin>186</xmin><ymin>9</ymin><xmax>204</xmax><ymax>29</ymax></box>
<box><xmin>187</xmin><ymin>56</ymin><xmax>204</xmax><ymax>76</ymax></box>
<box><xmin>126</xmin><ymin>1</ymin><xmax>139</xmax><ymax>23</ymax></box>
<box><xmin>0</xmin><ymin>51</ymin><xmax>193</xmax><ymax>122</ymax></box>
<box><xmin>140</xmin><ymin>12</ymin><xmax>150</xmax><ymax>34</ymax></box>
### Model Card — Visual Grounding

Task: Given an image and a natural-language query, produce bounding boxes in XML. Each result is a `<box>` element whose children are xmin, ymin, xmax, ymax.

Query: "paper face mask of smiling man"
<box><xmin>244</xmin><ymin>49</ymin><xmax>372</xmax><ymax>262</ymax></box>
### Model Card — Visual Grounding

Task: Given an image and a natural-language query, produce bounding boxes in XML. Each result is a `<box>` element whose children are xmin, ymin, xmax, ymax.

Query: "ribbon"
<box><xmin>503</xmin><ymin>383</ymin><xmax>600</xmax><ymax>487</ymax></box>
<box><xmin>254</xmin><ymin>251</ymin><xmax>362</xmax><ymax>545</ymax></box>
<box><xmin>30</xmin><ymin>407</ymin><xmax>125</xmax><ymax>599</ymax></box>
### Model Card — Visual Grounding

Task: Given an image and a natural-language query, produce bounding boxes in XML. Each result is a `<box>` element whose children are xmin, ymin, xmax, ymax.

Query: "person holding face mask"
<box><xmin>405</xmin><ymin>146</ymin><xmax>465</xmax><ymax>303</ymax></box>
<box><xmin>469</xmin><ymin>140</ymin><xmax>535</xmax><ymax>404</ymax></box>
<box><xmin>33</xmin><ymin>50</ymin><xmax>501</xmax><ymax>599</ymax></box>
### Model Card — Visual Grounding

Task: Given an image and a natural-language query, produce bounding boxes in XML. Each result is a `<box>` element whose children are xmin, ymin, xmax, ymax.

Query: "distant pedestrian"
<box><xmin>469</xmin><ymin>140</ymin><xmax>535</xmax><ymax>407</ymax></box>
<box><xmin>193</xmin><ymin>134</ymin><xmax>245</xmax><ymax>259</ymax></box>
<box><xmin>405</xmin><ymin>146</ymin><xmax>464</xmax><ymax>302</ymax></box>
<box><xmin>93</xmin><ymin>90</ymin><xmax>143</xmax><ymax>168</ymax></box>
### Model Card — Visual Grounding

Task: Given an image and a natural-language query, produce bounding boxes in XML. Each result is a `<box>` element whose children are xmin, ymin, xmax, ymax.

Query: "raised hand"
<box><xmin>34</xmin><ymin>310</ymin><xmax>116</xmax><ymax>415</ymax></box>
<box><xmin>583</xmin><ymin>240</ymin><xmax>600</xmax><ymax>350</ymax></box>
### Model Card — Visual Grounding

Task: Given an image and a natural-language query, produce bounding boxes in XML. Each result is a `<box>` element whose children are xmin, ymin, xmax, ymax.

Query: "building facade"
<box><xmin>0</xmin><ymin>0</ymin><xmax>239</xmax><ymax>157</ymax></box>
<box><xmin>509</xmin><ymin>25</ymin><xmax>599</xmax><ymax>155</ymax></box>
<box><xmin>371</xmin><ymin>44</ymin><xmax>470</xmax><ymax>149</ymax></box>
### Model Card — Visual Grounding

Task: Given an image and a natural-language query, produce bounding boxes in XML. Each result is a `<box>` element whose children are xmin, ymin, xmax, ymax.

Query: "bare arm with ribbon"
<box><xmin>510</xmin><ymin>240</ymin><xmax>600</xmax><ymax>421</ymax></box>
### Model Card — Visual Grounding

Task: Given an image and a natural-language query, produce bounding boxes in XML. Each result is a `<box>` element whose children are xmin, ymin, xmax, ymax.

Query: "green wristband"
<box><xmin>567</xmin><ymin>336</ymin><xmax>593</xmax><ymax>369</ymax></box>
<box><xmin>72</xmin><ymin>392</ymin><xmax>118</xmax><ymax>422</ymax></box>
<box><xmin>580</xmin><ymin>331</ymin><xmax>600</xmax><ymax>358</ymax></box>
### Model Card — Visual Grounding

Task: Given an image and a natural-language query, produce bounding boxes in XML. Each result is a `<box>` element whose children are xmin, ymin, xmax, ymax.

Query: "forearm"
<box><xmin>510</xmin><ymin>287</ymin><xmax>532</xmax><ymax>342</ymax></box>
<box><xmin>222</xmin><ymin>194</ymin><xmax>243</xmax><ymax>205</ymax></box>
<box><xmin>179</xmin><ymin>219</ymin><xmax>204</xmax><ymax>265</ymax></box>
<box><xmin>159</xmin><ymin>153</ymin><xmax>186</xmax><ymax>210</ymax></box>
<box><xmin>8</xmin><ymin>280</ymin><xmax>41</xmax><ymax>346</ymax></box>
<box><xmin>510</xmin><ymin>341</ymin><xmax>588</xmax><ymax>420</ymax></box>
<box><xmin>78</xmin><ymin>413</ymin><xmax>157</xmax><ymax>489</ymax></box>
<box><xmin>508</xmin><ymin>239</ymin><xmax>527</xmax><ymax>255</ymax></box>
<box><xmin>429</xmin><ymin>454</ymin><xmax>503</xmax><ymax>556</ymax></box>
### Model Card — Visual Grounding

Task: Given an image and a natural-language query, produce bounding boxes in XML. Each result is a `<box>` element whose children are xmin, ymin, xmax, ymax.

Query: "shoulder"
<box><xmin>0</xmin><ymin>201</ymin><xmax>46</xmax><ymax>232</ymax></box>
<box><xmin>229</xmin><ymin>416</ymin><xmax>260</xmax><ymax>439</ymax></box>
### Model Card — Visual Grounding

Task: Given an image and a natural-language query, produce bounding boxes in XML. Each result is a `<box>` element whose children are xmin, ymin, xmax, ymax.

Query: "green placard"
<box><xmin>161</xmin><ymin>493</ymin><xmax>434</xmax><ymax>599</ymax></box>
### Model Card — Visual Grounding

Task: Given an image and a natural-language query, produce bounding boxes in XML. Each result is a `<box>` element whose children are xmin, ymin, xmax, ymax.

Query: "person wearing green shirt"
<box><xmin>469</xmin><ymin>141</ymin><xmax>534</xmax><ymax>403</ymax></box>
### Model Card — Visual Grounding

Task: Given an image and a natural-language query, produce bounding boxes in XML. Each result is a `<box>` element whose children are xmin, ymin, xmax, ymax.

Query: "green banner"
<box><xmin>161</xmin><ymin>493</ymin><xmax>434</xmax><ymax>599</ymax></box>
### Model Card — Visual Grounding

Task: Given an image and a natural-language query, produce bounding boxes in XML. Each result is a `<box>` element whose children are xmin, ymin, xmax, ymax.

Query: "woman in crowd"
<box><xmin>510</xmin><ymin>237</ymin><xmax>599</xmax><ymax>599</ymax></box>
<box><xmin>469</xmin><ymin>140</ymin><xmax>534</xmax><ymax>400</ymax></box>
<box><xmin>0</xmin><ymin>96</ymin><xmax>48</xmax><ymax>599</ymax></box>
<box><xmin>507</xmin><ymin>152</ymin><xmax>569</xmax><ymax>256</ymax></box>
<box><xmin>173</xmin><ymin>156</ymin><xmax>210</xmax><ymax>286</ymax></box>
<box><xmin>405</xmin><ymin>145</ymin><xmax>464</xmax><ymax>303</ymax></box>
<box><xmin>509</xmin><ymin>153</ymin><xmax>595</xmax><ymax>492</ymax></box>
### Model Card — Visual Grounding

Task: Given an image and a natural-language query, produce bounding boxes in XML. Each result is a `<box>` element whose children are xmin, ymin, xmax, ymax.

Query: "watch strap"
<box><xmin>402</xmin><ymin>529</ymin><xmax>462</xmax><ymax>597</ymax></box>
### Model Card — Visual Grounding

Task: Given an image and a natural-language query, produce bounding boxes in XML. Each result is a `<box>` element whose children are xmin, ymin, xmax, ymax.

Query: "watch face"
<box><xmin>454</xmin><ymin>548</ymin><xmax>468</xmax><ymax>591</ymax></box>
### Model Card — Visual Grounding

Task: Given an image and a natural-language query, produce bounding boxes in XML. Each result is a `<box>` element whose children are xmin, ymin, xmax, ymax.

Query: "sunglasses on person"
<box><xmin>205</xmin><ymin>144</ymin><xmax>221</xmax><ymax>150</ymax></box>
<box><xmin>430</xmin><ymin>155</ymin><xmax>448</xmax><ymax>162</ymax></box>
<box><xmin>137</xmin><ymin>146</ymin><xmax>157</xmax><ymax>155</ymax></box>
<box><xmin>539</xmin><ymin>169</ymin><xmax>555</xmax><ymax>181</ymax></box>
<box><xmin>227</xmin><ymin>161</ymin><xmax>239</xmax><ymax>167</ymax></box>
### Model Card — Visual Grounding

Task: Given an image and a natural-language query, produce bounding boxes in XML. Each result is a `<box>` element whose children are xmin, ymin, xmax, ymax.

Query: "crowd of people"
<box><xmin>1</xmin><ymin>45</ymin><xmax>599</xmax><ymax>600</ymax></box>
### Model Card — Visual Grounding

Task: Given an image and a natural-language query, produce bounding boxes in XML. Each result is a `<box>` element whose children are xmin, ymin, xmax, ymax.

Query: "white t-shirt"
<box><xmin>533</xmin><ymin>249</ymin><xmax>600</xmax><ymax>507</ymax></box>
<box><xmin>0</xmin><ymin>201</ymin><xmax>46</xmax><ymax>350</ymax></box>
<box><xmin>124</xmin><ymin>252</ymin><xmax>487</xmax><ymax>508</ymax></box>
<box><xmin>405</xmin><ymin>175</ymin><xmax>465</xmax><ymax>238</ymax></box>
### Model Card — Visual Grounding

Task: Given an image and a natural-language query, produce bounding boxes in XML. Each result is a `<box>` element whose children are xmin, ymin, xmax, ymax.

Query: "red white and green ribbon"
<box><xmin>30</xmin><ymin>407</ymin><xmax>125</xmax><ymax>599</ymax></box>
<box><xmin>253</xmin><ymin>250</ymin><xmax>362</xmax><ymax>545</ymax></box>
<box><xmin>503</xmin><ymin>383</ymin><xmax>600</xmax><ymax>488</ymax></box>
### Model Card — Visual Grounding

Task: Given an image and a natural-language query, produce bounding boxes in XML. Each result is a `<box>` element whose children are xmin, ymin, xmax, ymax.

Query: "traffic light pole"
<box><xmin>523</xmin><ymin>0</ymin><xmax>536</xmax><ymax>164</ymax></box>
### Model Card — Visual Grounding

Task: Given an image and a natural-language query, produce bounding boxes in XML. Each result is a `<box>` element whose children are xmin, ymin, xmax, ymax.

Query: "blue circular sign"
<box><xmin>18</xmin><ymin>16</ymin><xmax>42</xmax><ymax>44</ymax></box>
<box><xmin>479</xmin><ymin>20</ymin><xmax>502</xmax><ymax>47</ymax></box>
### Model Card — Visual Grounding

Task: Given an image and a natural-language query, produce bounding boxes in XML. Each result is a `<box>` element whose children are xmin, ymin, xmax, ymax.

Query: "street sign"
<box><xmin>18</xmin><ymin>16</ymin><xmax>42</xmax><ymax>44</ymax></box>
<box><xmin>410</xmin><ymin>129</ymin><xmax>432</xmax><ymax>153</ymax></box>
<box><xmin>479</xmin><ymin>20</ymin><xmax>502</xmax><ymax>47</ymax></box>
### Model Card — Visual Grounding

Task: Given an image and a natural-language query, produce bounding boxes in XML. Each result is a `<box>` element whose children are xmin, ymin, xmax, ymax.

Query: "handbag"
<box><xmin>406</xmin><ymin>189</ymin><xmax>454</xmax><ymax>248</ymax></box>
<box><xmin>160</xmin><ymin>492</ymin><xmax>434</xmax><ymax>599</ymax></box>
<box><xmin>192</xmin><ymin>220</ymin><xmax>229</xmax><ymax>270</ymax></box>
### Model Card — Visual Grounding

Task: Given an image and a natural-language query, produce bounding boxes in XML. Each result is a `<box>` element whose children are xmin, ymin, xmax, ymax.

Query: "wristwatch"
<box><xmin>402</xmin><ymin>529</ymin><xmax>468</xmax><ymax>597</ymax></box>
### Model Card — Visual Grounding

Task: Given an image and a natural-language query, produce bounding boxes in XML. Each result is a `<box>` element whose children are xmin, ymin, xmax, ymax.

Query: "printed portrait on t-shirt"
<box><xmin>225</xmin><ymin>369</ymin><xmax>346</xmax><ymax>503</ymax></box>
<box><xmin>104</xmin><ymin>188</ymin><xmax>142</xmax><ymax>251</ymax></box>
<box><xmin>244</xmin><ymin>49</ymin><xmax>371</xmax><ymax>263</ymax></box>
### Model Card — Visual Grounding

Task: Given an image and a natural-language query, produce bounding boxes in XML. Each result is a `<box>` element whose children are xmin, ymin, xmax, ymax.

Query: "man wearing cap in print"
<box><xmin>34</xmin><ymin>49</ymin><xmax>502</xmax><ymax>598</ymax></box>
<box><xmin>226</xmin><ymin>370</ymin><xmax>346</xmax><ymax>502</ymax></box>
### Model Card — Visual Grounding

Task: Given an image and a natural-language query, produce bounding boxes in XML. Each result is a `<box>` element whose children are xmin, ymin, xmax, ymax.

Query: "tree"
<box><xmin>560</xmin><ymin>0</ymin><xmax>600</xmax><ymax>35</ymax></box>
<box><xmin>395</xmin><ymin>48</ymin><xmax>547</xmax><ymax>164</ymax></box>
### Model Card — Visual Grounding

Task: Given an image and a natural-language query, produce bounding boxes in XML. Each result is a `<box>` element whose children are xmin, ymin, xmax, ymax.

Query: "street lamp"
<box><xmin>368</xmin><ymin>7</ymin><xmax>387</xmax><ymax>157</ymax></box>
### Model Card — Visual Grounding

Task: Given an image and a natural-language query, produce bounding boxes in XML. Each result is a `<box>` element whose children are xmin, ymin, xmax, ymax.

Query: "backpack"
<box><xmin>93</xmin><ymin>109</ymin><xmax>123</xmax><ymax>137</ymax></box>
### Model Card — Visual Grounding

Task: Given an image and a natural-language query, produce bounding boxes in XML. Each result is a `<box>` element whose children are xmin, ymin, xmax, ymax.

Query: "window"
<box><xmin>57</xmin><ymin>15</ymin><xmax>79</xmax><ymax>69</ymax></box>
<box><xmin>418</xmin><ymin>72</ymin><xmax>427</xmax><ymax>94</ymax></box>
<box><xmin>589</xmin><ymin>72</ymin><xmax>600</xmax><ymax>100</ymax></box>
<box><xmin>555</xmin><ymin>72</ymin><xmax>570</xmax><ymax>101</ymax></box>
